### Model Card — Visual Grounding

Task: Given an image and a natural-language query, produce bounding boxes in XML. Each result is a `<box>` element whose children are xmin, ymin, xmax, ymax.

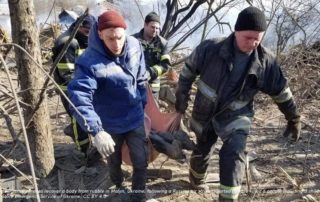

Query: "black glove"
<box><xmin>283</xmin><ymin>118</ymin><xmax>301</xmax><ymax>141</ymax></box>
<box><xmin>148</xmin><ymin>66</ymin><xmax>158</xmax><ymax>81</ymax></box>
<box><xmin>276</xmin><ymin>98</ymin><xmax>301</xmax><ymax>141</ymax></box>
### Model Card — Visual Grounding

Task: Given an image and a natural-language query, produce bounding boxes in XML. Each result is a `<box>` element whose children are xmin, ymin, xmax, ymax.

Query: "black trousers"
<box><xmin>108</xmin><ymin>125</ymin><xmax>148</xmax><ymax>201</ymax></box>
<box><xmin>190</xmin><ymin>128</ymin><xmax>247</xmax><ymax>198</ymax></box>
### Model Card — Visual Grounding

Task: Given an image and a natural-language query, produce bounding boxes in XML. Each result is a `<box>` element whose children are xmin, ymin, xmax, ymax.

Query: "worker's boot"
<box><xmin>63</xmin><ymin>124</ymin><xmax>74</xmax><ymax>139</ymax></box>
<box><xmin>189</xmin><ymin>171</ymin><xmax>209</xmax><ymax>192</ymax></box>
<box><xmin>218</xmin><ymin>194</ymin><xmax>238</xmax><ymax>202</ymax></box>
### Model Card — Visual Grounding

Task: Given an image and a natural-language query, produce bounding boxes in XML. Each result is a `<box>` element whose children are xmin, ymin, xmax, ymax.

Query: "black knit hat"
<box><xmin>145</xmin><ymin>12</ymin><xmax>160</xmax><ymax>23</ymax></box>
<box><xmin>82</xmin><ymin>15</ymin><xmax>95</xmax><ymax>29</ymax></box>
<box><xmin>235</xmin><ymin>6</ymin><xmax>267</xmax><ymax>31</ymax></box>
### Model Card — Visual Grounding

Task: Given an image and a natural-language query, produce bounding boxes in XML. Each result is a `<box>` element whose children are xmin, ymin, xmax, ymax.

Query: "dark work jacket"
<box><xmin>52</xmin><ymin>25</ymin><xmax>88</xmax><ymax>91</ymax></box>
<box><xmin>133</xmin><ymin>29</ymin><xmax>170</xmax><ymax>80</ymax></box>
<box><xmin>176</xmin><ymin>33</ymin><xmax>298</xmax><ymax>139</ymax></box>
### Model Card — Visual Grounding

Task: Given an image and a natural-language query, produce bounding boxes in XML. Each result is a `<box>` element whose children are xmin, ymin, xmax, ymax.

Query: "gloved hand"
<box><xmin>283</xmin><ymin>119</ymin><xmax>301</xmax><ymax>142</ymax></box>
<box><xmin>148</xmin><ymin>66</ymin><xmax>158</xmax><ymax>81</ymax></box>
<box><xmin>91</xmin><ymin>131</ymin><xmax>115</xmax><ymax>158</ymax></box>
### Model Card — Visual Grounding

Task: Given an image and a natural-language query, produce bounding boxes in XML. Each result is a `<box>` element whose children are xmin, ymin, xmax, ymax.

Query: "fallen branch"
<box><xmin>278</xmin><ymin>166</ymin><xmax>299</xmax><ymax>188</ymax></box>
<box><xmin>0</xmin><ymin>105</ymin><xmax>26</xmax><ymax>154</ymax></box>
<box><xmin>0</xmin><ymin>87</ymin><xmax>30</xmax><ymax>107</ymax></box>
<box><xmin>0</xmin><ymin>54</ymin><xmax>40</xmax><ymax>201</ymax></box>
<box><xmin>0</xmin><ymin>154</ymin><xmax>34</xmax><ymax>185</ymax></box>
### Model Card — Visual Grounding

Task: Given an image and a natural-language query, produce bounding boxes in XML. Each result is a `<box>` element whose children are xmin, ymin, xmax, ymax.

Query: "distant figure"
<box><xmin>52</xmin><ymin>14</ymin><xmax>95</xmax><ymax>155</ymax></box>
<box><xmin>58</xmin><ymin>9</ymin><xmax>79</xmax><ymax>25</ymax></box>
<box><xmin>175</xmin><ymin>7</ymin><xmax>301</xmax><ymax>201</ymax></box>
<box><xmin>133</xmin><ymin>12</ymin><xmax>171</xmax><ymax>99</ymax></box>
<box><xmin>68</xmin><ymin>10</ymin><xmax>149</xmax><ymax>202</ymax></box>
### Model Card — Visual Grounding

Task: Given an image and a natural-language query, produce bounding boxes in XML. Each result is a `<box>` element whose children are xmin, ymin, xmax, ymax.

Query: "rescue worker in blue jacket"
<box><xmin>52</xmin><ymin>14</ymin><xmax>95</xmax><ymax>154</ymax></box>
<box><xmin>68</xmin><ymin>10</ymin><xmax>148</xmax><ymax>202</ymax></box>
<box><xmin>175</xmin><ymin>7</ymin><xmax>301</xmax><ymax>201</ymax></box>
<box><xmin>133</xmin><ymin>12</ymin><xmax>171</xmax><ymax>99</ymax></box>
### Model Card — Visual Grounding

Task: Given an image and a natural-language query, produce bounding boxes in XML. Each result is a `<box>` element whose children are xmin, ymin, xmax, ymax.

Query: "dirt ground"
<box><xmin>0</xmin><ymin>57</ymin><xmax>320</xmax><ymax>202</ymax></box>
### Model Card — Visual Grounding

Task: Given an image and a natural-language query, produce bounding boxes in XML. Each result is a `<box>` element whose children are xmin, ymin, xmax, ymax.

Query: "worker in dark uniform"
<box><xmin>133</xmin><ymin>12</ymin><xmax>171</xmax><ymax>99</ymax></box>
<box><xmin>175</xmin><ymin>7</ymin><xmax>301</xmax><ymax>201</ymax></box>
<box><xmin>52</xmin><ymin>14</ymin><xmax>95</xmax><ymax>154</ymax></box>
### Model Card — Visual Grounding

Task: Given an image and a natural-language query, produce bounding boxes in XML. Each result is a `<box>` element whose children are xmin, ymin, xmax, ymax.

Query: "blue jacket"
<box><xmin>68</xmin><ymin>23</ymin><xmax>148</xmax><ymax>135</ymax></box>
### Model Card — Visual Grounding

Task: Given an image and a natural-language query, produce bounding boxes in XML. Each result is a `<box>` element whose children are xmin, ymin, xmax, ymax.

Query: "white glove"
<box><xmin>91</xmin><ymin>131</ymin><xmax>115</xmax><ymax>158</ymax></box>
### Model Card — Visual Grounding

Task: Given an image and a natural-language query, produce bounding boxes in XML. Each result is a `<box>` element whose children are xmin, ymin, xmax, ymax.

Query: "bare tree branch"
<box><xmin>0</xmin><ymin>53</ymin><xmax>40</xmax><ymax>202</ymax></box>
<box><xmin>170</xmin><ymin>0</ymin><xmax>235</xmax><ymax>51</ymax></box>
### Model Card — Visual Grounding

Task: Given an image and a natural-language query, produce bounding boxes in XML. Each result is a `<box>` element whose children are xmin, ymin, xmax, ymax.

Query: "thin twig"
<box><xmin>0</xmin><ymin>54</ymin><xmax>40</xmax><ymax>202</ymax></box>
<box><xmin>0</xmin><ymin>43</ymin><xmax>88</xmax><ymax>129</ymax></box>
<box><xmin>134</xmin><ymin>0</ymin><xmax>145</xmax><ymax>22</ymax></box>
<box><xmin>159</xmin><ymin>156</ymin><xmax>170</xmax><ymax>177</ymax></box>
<box><xmin>278</xmin><ymin>166</ymin><xmax>298</xmax><ymax>187</ymax></box>
<box><xmin>0</xmin><ymin>105</ymin><xmax>26</xmax><ymax>151</ymax></box>
<box><xmin>245</xmin><ymin>154</ymin><xmax>251</xmax><ymax>193</ymax></box>
<box><xmin>39</xmin><ymin>0</ymin><xmax>56</xmax><ymax>31</ymax></box>
<box><xmin>0</xmin><ymin>88</ymin><xmax>30</xmax><ymax>107</ymax></box>
<box><xmin>0</xmin><ymin>154</ymin><xmax>34</xmax><ymax>185</ymax></box>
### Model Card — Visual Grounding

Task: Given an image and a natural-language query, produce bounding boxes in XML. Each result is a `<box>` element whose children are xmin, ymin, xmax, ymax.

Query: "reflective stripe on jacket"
<box><xmin>52</xmin><ymin>26</ymin><xmax>88</xmax><ymax>91</ymax></box>
<box><xmin>176</xmin><ymin>33</ymin><xmax>295</xmax><ymax>138</ymax></box>
<box><xmin>133</xmin><ymin>29</ymin><xmax>171</xmax><ymax>78</ymax></box>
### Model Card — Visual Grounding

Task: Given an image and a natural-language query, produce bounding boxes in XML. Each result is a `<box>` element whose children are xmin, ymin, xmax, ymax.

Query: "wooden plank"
<box><xmin>147</xmin><ymin>169</ymin><xmax>172</xmax><ymax>180</ymax></box>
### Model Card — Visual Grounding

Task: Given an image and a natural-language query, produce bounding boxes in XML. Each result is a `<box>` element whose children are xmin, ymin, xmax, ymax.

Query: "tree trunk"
<box><xmin>8</xmin><ymin>0</ymin><xmax>54</xmax><ymax>177</ymax></box>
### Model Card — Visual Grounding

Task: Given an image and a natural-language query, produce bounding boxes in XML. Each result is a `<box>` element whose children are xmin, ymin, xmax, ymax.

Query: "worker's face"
<box><xmin>144</xmin><ymin>21</ymin><xmax>160</xmax><ymax>39</ymax></box>
<box><xmin>235</xmin><ymin>30</ymin><xmax>264</xmax><ymax>54</ymax></box>
<box><xmin>78</xmin><ymin>26</ymin><xmax>90</xmax><ymax>36</ymax></box>
<box><xmin>98</xmin><ymin>27</ymin><xmax>125</xmax><ymax>56</ymax></box>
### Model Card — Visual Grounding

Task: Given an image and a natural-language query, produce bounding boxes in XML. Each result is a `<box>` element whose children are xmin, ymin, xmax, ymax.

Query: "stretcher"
<box><xmin>121</xmin><ymin>86</ymin><xmax>180</xmax><ymax>165</ymax></box>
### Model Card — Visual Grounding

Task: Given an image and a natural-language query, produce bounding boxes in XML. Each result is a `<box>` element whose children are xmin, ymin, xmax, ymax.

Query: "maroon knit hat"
<box><xmin>98</xmin><ymin>10</ymin><xmax>127</xmax><ymax>31</ymax></box>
